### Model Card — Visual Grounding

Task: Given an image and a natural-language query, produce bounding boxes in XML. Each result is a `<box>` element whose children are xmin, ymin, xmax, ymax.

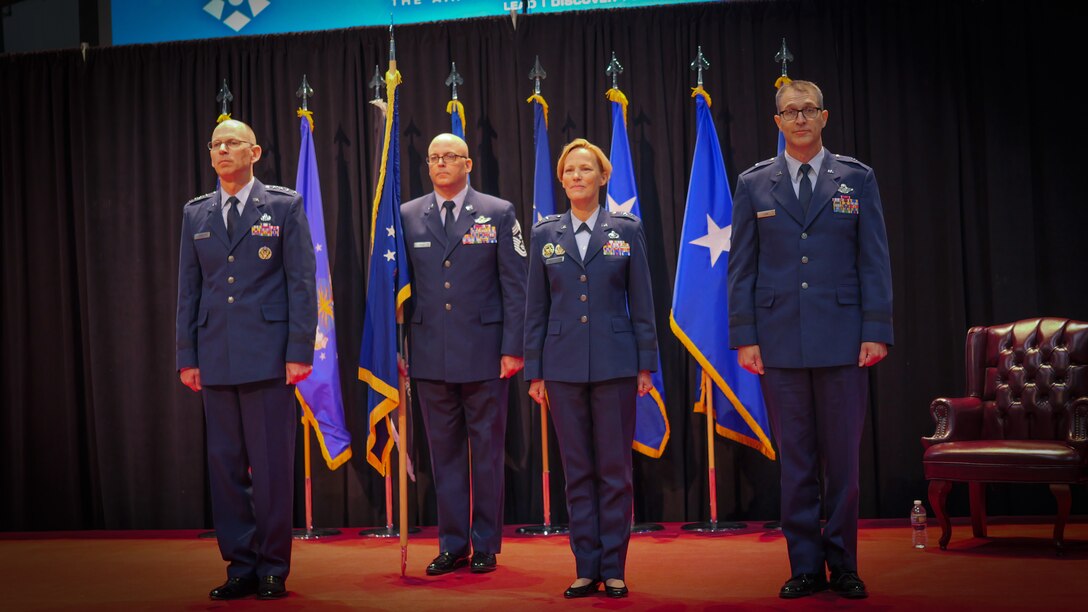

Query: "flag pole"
<box><xmin>388</xmin><ymin>23</ymin><xmax>411</xmax><ymax>578</ymax></box>
<box><xmin>683</xmin><ymin>372</ymin><xmax>746</xmax><ymax>533</ymax></box>
<box><xmin>199</xmin><ymin>78</ymin><xmax>233</xmax><ymax>541</ymax></box>
<box><xmin>292</xmin><ymin>419</ymin><xmax>341</xmax><ymax>539</ymax></box>
<box><xmin>517</xmin><ymin>59</ymin><xmax>567</xmax><ymax>538</ymax></box>
<box><xmin>516</xmin><ymin>392</ymin><xmax>569</xmax><ymax>536</ymax></box>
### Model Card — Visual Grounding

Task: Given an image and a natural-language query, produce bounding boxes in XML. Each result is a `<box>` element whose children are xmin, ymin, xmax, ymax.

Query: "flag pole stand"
<box><xmin>517</xmin><ymin>394</ymin><xmax>569</xmax><ymax>536</ymax></box>
<box><xmin>683</xmin><ymin>373</ymin><xmax>746</xmax><ymax>533</ymax></box>
<box><xmin>293</xmin><ymin>419</ymin><xmax>341</xmax><ymax>539</ymax></box>
<box><xmin>359</xmin><ymin>462</ymin><xmax>420</xmax><ymax>537</ymax></box>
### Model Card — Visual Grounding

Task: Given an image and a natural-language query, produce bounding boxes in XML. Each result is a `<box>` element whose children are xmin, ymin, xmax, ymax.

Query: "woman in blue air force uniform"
<box><xmin>524</xmin><ymin>138</ymin><xmax>658</xmax><ymax>599</ymax></box>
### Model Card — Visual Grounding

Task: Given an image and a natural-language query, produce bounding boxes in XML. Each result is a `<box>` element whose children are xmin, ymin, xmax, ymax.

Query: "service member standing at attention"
<box><xmin>727</xmin><ymin>80</ymin><xmax>893</xmax><ymax>600</ymax></box>
<box><xmin>176</xmin><ymin>119</ymin><xmax>317</xmax><ymax>600</ymax></box>
<box><xmin>400</xmin><ymin>133</ymin><xmax>527</xmax><ymax>576</ymax></box>
<box><xmin>525</xmin><ymin>139</ymin><xmax>657</xmax><ymax>600</ymax></box>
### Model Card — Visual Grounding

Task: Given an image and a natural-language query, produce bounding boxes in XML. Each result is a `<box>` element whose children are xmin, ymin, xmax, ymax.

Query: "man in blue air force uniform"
<box><xmin>400</xmin><ymin>133</ymin><xmax>527</xmax><ymax>575</ymax></box>
<box><xmin>727</xmin><ymin>81</ymin><xmax>893</xmax><ymax>600</ymax></box>
<box><xmin>176</xmin><ymin>119</ymin><xmax>316</xmax><ymax>601</ymax></box>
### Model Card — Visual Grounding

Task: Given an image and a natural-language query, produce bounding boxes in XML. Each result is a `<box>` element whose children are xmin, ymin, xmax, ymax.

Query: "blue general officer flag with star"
<box><xmin>528</xmin><ymin>93</ymin><xmax>555</xmax><ymax>221</ymax></box>
<box><xmin>358</xmin><ymin>67</ymin><xmax>411</xmax><ymax>475</ymax></box>
<box><xmin>605</xmin><ymin>88</ymin><xmax>669</xmax><ymax>458</ymax></box>
<box><xmin>294</xmin><ymin>110</ymin><xmax>352</xmax><ymax>470</ymax></box>
<box><xmin>670</xmin><ymin>88</ymin><xmax>774</xmax><ymax>460</ymax></box>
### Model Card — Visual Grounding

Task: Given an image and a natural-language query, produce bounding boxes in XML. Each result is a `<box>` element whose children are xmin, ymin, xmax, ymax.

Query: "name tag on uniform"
<box><xmin>463</xmin><ymin>224</ymin><xmax>497</xmax><ymax>245</ymax></box>
<box><xmin>756</xmin><ymin>209</ymin><xmax>776</xmax><ymax>219</ymax></box>
<box><xmin>193</xmin><ymin>231</ymin><xmax>211</xmax><ymax>240</ymax></box>
<box><xmin>413</xmin><ymin>241</ymin><xmax>432</xmax><ymax>248</ymax></box>
<box><xmin>545</xmin><ymin>256</ymin><xmax>565</xmax><ymax>265</ymax></box>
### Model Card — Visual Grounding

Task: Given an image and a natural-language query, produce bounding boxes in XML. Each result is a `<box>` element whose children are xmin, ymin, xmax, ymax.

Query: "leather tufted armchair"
<box><xmin>921</xmin><ymin>318</ymin><xmax>1088</xmax><ymax>554</ymax></box>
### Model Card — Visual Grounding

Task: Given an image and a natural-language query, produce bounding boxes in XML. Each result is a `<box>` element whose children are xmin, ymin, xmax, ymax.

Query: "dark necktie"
<box><xmin>798</xmin><ymin>163</ymin><xmax>813</xmax><ymax>215</ymax></box>
<box><xmin>443</xmin><ymin>200</ymin><xmax>458</xmax><ymax>241</ymax></box>
<box><xmin>576</xmin><ymin>222</ymin><xmax>591</xmax><ymax>234</ymax></box>
<box><xmin>226</xmin><ymin>196</ymin><xmax>241</xmax><ymax>240</ymax></box>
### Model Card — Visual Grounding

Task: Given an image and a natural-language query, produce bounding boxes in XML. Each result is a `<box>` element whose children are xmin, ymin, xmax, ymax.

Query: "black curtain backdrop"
<box><xmin>2</xmin><ymin>0</ymin><xmax>1085</xmax><ymax>531</ymax></box>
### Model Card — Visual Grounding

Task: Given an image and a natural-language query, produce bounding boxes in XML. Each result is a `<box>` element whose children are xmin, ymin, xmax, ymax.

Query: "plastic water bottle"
<box><xmin>911</xmin><ymin>500</ymin><xmax>927</xmax><ymax>549</ymax></box>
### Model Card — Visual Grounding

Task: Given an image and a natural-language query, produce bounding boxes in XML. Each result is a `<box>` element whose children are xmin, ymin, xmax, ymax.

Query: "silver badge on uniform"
<box><xmin>607</xmin><ymin>230</ymin><xmax>620</xmax><ymax>239</ymax></box>
<box><xmin>260</xmin><ymin>213</ymin><xmax>272</xmax><ymax>221</ymax></box>
<box><xmin>838</xmin><ymin>183</ymin><xmax>855</xmax><ymax>194</ymax></box>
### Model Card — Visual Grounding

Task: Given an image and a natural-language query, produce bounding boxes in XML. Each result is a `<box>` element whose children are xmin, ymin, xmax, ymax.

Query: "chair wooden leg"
<box><xmin>968</xmin><ymin>482</ymin><xmax>988</xmax><ymax>538</ymax></box>
<box><xmin>928</xmin><ymin>480</ymin><xmax>953</xmax><ymax>550</ymax></box>
<box><xmin>1049</xmin><ymin>484</ymin><xmax>1071</xmax><ymax>556</ymax></box>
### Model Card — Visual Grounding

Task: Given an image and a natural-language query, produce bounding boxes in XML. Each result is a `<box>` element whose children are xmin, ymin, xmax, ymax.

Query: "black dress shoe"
<box><xmin>426</xmin><ymin>552</ymin><xmax>470</xmax><ymax>575</ymax></box>
<box><xmin>209</xmin><ymin>577</ymin><xmax>258</xmax><ymax>600</ymax></box>
<box><xmin>564</xmin><ymin>580</ymin><xmax>601</xmax><ymax>598</ymax></box>
<box><xmin>470</xmin><ymin>552</ymin><xmax>497</xmax><ymax>573</ymax></box>
<box><xmin>830</xmin><ymin>570</ymin><xmax>868</xmax><ymax>599</ymax></box>
<box><xmin>779</xmin><ymin>573</ymin><xmax>828</xmax><ymax>599</ymax></box>
<box><xmin>257</xmin><ymin>575</ymin><xmax>287</xmax><ymax>600</ymax></box>
<box><xmin>604</xmin><ymin>582</ymin><xmax>629</xmax><ymax>598</ymax></box>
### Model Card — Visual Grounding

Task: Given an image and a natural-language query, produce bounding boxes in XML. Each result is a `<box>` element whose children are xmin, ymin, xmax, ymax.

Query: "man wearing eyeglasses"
<box><xmin>728</xmin><ymin>81</ymin><xmax>893</xmax><ymax>600</ymax></box>
<box><xmin>400</xmin><ymin>133</ymin><xmax>527</xmax><ymax>576</ymax></box>
<box><xmin>176</xmin><ymin>119</ymin><xmax>317</xmax><ymax>600</ymax></box>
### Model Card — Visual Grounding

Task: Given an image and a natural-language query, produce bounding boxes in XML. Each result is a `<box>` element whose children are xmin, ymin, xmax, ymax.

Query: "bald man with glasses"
<box><xmin>177</xmin><ymin>119</ymin><xmax>316</xmax><ymax>600</ymax></box>
<box><xmin>400</xmin><ymin>133</ymin><xmax>527</xmax><ymax>576</ymax></box>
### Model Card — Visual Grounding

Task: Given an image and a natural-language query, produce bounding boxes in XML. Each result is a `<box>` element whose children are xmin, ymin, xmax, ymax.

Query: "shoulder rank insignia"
<box><xmin>265</xmin><ymin>185</ymin><xmax>299</xmax><ymax>196</ymax></box>
<box><xmin>185</xmin><ymin>191</ymin><xmax>215</xmax><ymax>206</ymax></box>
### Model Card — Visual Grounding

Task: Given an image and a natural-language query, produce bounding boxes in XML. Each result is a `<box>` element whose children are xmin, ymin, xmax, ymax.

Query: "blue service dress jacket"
<box><xmin>176</xmin><ymin>179</ymin><xmax>317</xmax><ymax>384</ymax></box>
<box><xmin>524</xmin><ymin>209</ymin><xmax>658</xmax><ymax>382</ymax></box>
<box><xmin>400</xmin><ymin>187</ymin><xmax>527</xmax><ymax>381</ymax></box>
<box><xmin>727</xmin><ymin>151</ymin><xmax>893</xmax><ymax>367</ymax></box>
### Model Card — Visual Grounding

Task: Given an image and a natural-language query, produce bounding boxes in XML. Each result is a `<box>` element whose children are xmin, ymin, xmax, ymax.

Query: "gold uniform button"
<box><xmin>228</xmin><ymin>255</ymin><xmax>235</xmax><ymax>262</ymax></box>
<box><xmin>579</xmin><ymin>274</ymin><xmax>587</xmax><ymax>282</ymax></box>
<box><xmin>445</xmin><ymin>303</ymin><xmax>452</xmax><ymax>311</ymax></box>
<box><xmin>444</xmin><ymin>281</ymin><xmax>451</xmax><ymax>289</ymax></box>
<box><xmin>444</xmin><ymin>260</ymin><xmax>451</xmax><ymax>268</ymax></box>
<box><xmin>579</xmin><ymin>294</ymin><xmax>587</xmax><ymax>302</ymax></box>
<box><xmin>580</xmin><ymin>315</ymin><xmax>588</xmax><ymax>323</ymax></box>
<box><xmin>227</xmin><ymin>296</ymin><xmax>235</xmax><ymax>304</ymax></box>
<box><xmin>228</xmin><ymin>276</ymin><xmax>235</xmax><ymax>284</ymax></box>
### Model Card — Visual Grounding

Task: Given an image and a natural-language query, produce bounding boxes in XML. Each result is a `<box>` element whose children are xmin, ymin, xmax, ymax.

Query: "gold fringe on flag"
<box><xmin>605</xmin><ymin>88</ymin><xmax>629</xmax><ymax>126</ymax></box>
<box><xmin>446</xmin><ymin>99</ymin><xmax>466</xmax><ymax>132</ymax></box>
<box><xmin>525</xmin><ymin>93</ymin><xmax>549</xmax><ymax>128</ymax></box>
<box><xmin>690</xmin><ymin>86</ymin><xmax>712</xmax><ymax>107</ymax></box>
<box><xmin>297</xmin><ymin>108</ymin><xmax>315</xmax><ymax>132</ymax></box>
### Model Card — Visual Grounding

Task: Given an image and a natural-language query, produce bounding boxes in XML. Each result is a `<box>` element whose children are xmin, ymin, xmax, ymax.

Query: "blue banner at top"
<box><xmin>112</xmin><ymin>1</ymin><xmax>716</xmax><ymax>45</ymax></box>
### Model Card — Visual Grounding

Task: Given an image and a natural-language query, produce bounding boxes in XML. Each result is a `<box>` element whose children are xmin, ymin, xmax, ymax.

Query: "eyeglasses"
<box><xmin>426</xmin><ymin>153</ymin><xmax>468</xmax><ymax>165</ymax></box>
<box><xmin>207</xmin><ymin>139</ymin><xmax>255</xmax><ymax>151</ymax></box>
<box><xmin>777</xmin><ymin>107</ymin><xmax>823</xmax><ymax>122</ymax></box>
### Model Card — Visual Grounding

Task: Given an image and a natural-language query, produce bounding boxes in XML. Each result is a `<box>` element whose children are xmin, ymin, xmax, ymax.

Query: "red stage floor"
<box><xmin>2</xmin><ymin>519</ymin><xmax>1083</xmax><ymax>610</ymax></box>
